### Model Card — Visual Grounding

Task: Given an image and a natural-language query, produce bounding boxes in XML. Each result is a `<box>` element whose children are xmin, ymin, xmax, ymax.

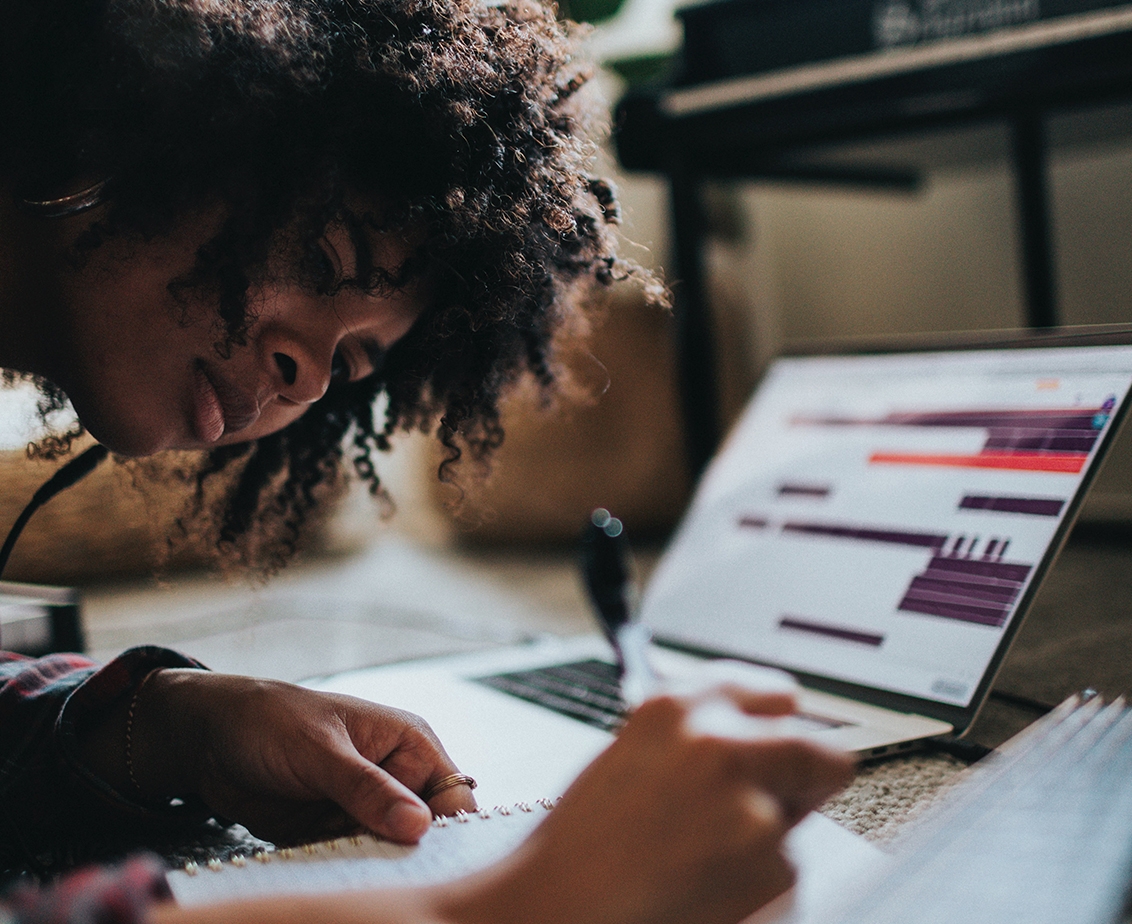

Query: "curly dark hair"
<box><xmin>1</xmin><ymin>0</ymin><xmax>655</xmax><ymax>571</ymax></box>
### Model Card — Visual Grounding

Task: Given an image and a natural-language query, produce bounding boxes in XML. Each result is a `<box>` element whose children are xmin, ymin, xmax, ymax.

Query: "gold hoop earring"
<box><xmin>18</xmin><ymin>179</ymin><xmax>109</xmax><ymax>219</ymax></box>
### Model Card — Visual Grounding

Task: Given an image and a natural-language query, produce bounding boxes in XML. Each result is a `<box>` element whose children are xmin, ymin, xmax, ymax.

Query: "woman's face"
<box><xmin>38</xmin><ymin>210</ymin><xmax>425</xmax><ymax>457</ymax></box>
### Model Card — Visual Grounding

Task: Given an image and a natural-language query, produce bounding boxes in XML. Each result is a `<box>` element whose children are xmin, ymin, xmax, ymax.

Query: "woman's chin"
<box><xmin>78</xmin><ymin>409</ymin><xmax>181</xmax><ymax>458</ymax></box>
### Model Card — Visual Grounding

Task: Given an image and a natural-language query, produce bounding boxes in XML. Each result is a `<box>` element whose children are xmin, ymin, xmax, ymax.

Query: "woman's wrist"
<box><xmin>73</xmin><ymin>666</ymin><xmax>204</xmax><ymax>805</ymax></box>
<box><xmin>127</xmin><ymin>667</ymin><xmax>206</xmax><ymax>802</ymax></box>
<box><xmin>124</xmin><ymin>668</ymin><xmax>163</xmax><ymax>797</ymax></box>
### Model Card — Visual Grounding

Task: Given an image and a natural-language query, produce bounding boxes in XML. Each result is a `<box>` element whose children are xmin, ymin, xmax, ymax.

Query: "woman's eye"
<box><xmin>330</xmin><ymin>350</ymin><xmax>351</xmax><ymax>384</ymax></box>
<box><xmin>315</xmin><ymin>245</ymin><xmax>341</xmax><ymax>292</ymax></box>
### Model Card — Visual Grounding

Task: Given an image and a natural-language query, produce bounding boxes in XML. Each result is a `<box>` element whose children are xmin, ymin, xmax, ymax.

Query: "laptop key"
<box><xmin>475</xmin><ymin>659</ymin><xmax>627</xmax><ymax>731</ymax></box>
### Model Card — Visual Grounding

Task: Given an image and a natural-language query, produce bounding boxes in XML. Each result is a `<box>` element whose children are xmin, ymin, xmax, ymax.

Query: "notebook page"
<box><xmin>168</xmin><ymin>803</ymin><xmax>550</xmax><ymax>907</ymax></box>
<box><xmin>168</xmin><ymin>803</ymin><xmax>885</xmax><ymax>919</ymax></box>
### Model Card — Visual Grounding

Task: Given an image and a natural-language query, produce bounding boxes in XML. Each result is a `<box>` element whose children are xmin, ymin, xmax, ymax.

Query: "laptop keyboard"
<box><xmin>474</xmin><ymin>658</ymin><xmax>854</xmax><ymax>735</ymax></box>
<box><xmin>474</xmin><ymin>659</ymin><xmax>627</xmax><ymax>731</ymax></box>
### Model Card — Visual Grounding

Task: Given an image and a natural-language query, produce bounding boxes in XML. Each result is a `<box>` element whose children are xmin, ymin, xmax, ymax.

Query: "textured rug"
<box><xmin>821</xmin><ymin>752</ymin><xmax>968</xmax><ymax>842</ymax></box>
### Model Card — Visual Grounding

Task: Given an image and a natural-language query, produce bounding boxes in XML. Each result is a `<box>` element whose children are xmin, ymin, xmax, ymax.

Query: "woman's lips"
<box><xmin>191</xmin><ymin>361</ymin><xmax>260</xmax><ymax>443</ymax></box>
<box><xmin>191</xmin><ymin>364</ymin><xmax>224</xmax><ymax>443</ymax></box>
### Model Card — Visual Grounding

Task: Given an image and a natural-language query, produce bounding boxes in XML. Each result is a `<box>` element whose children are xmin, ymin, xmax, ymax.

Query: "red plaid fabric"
<box><xmin>0</xmin><ymin>647</ymin><xmax>210</xmax><ymax>876</ymax></box>
<box><xmin>3</xmin><ymin>854</ymin><xmax>172</xmax><ymax>924</ymax></box>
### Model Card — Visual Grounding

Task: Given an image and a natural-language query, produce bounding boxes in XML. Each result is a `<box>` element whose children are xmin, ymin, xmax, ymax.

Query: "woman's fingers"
<box><xmin>735</xmin><ymin>737</ymin><xmax>855</xmax><ymax>825</ymax></box>
<box><xmin>663</xmin><ymin>677</ymin><xmax>855</xmax><ymax>824</ymax></box>
<box><xmin>314</xmin><ymin>706</ymin><xmax>478</xmax><ymax>839</ymax></box>
<box><xmin>660</xmin><ymin>663</ymin><xmax>801</xmax><ymax>729</ymax></box>
<box><xmin>665</xmin><ymin>660</ymin><xmax>799</xmax><ymax>714</ymax></box>
<box><xmin>423</xmin><ymin>777</ymin><xmax>479</xmax><ymax>818</ymax></box>
<box><xmin>316</xmin><ymin>743</ymin><xmax>434</xmax><ymax>843</ymax></box>
<box><xmin>195</xmin><ymin>684</ymin><xmax>465</xmax><ymax>843</ymax></box>
<box><xmin>481</xmin><ymin>686</ymin><xmax>841</xmax><ymax>924</ymax></box>
<box><xmin>339</xmin><ymin>702</ymin><xmax>479</xmax><ymax>819</ymax></box>
<box><xmin>632</xmin><ymin>687</ymin><xmax>854</xmax><ymax>827</ymax></box>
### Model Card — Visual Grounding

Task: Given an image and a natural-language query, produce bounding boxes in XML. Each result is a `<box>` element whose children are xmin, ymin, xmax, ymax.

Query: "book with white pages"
<box><xmin>167</xmin><ymin>794</ymin><xmax>886</xmax><ymax>924</ymax></box>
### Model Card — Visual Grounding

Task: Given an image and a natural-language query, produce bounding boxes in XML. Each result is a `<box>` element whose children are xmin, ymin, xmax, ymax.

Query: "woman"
<box><xmin>0</xmin><ymin>0</ymin><xmax>853</xmax><ymax>921</ymax></box>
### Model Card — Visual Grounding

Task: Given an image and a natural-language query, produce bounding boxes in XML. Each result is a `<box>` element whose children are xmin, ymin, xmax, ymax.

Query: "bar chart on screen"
<box><xmin>793</xmin><ymin>401</ymin><xmax>1116</xmax><ymax>473</ymax></box>
<box><xmin>640</xmin><ymin>346</ymin><xmax>1132</xmax><ymax>707</ymax></box>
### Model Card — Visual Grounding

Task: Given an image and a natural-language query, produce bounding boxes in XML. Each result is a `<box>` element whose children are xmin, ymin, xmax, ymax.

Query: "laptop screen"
<box><xmin>641</xmin><ymin>340</ymin><xmax>1132</xmax><ymax>709</ymax></box>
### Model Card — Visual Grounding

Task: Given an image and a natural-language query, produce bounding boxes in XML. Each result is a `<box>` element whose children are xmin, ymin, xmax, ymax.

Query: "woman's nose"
<box><xmin>274</xmin><ymin>352</ymin><xmax>297</xmax><ymax>386</ymax></box>
<box><xmin>271</xmin><ymin>346</ymin><xmax>331</xmax><ymax>404</ymax></box>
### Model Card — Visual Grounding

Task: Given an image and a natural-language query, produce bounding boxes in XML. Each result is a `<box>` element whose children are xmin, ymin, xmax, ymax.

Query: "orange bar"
<box><xmin>868</xmin><ymin>451</ymin><xmax>1088</xmax><ymax>474</ymax></box>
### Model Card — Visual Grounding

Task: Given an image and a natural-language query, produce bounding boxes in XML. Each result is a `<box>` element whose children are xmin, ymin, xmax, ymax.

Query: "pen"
<box><xmin>581</xmin><ymin>508</ymin><xmax>663</xmax><ymax>708</ymax></box>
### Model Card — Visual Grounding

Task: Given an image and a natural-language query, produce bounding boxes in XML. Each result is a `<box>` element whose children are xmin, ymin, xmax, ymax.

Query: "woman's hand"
<box><xmin>81</xmin><ymin>669</ymin><xmax>477</xmax><ymax>844</ymax></box>
<box><xmin>440</xmin><ymin>682</ymin><xmax>855</xmax><ymax>924</ymax></box>
<box><xmin>150</xmin><ymin>682</ymin><xmax>853</xmax><ymax>924</ymax></box>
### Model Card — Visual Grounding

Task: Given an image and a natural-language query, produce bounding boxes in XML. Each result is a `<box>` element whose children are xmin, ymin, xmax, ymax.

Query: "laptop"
<box><xmin>310</xmin><ymin>328</ymin><xmax>1132</xmax><ymax>806</ymax></box>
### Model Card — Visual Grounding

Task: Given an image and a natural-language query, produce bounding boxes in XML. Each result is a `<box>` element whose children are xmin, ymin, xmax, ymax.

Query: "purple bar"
<box><xmin>797</xmin><ymin>408</ymin><xmax>1106</xmax><ymax>461</ymax></box>
<box><xmin>884</xmin><ymin>410</ymin><xmax>1102</xmax><ymax>430</ymax></box>
<box><xmin>738</xmin><ymin>516</ymin><xmax>769</xmax><ymax>529</ymax></box>
<box><xmin>960</xmin><ymin>495</ymin><xmax>1065</xmax><ymax>517</ymax></box>
<box><xmin>912</xmin><ymin>568</ymin><xmax>1022</xmax><ymax>594</ymax></box>
<box><xmin>985</xmin><ymin>424</ymin><xmax>1099</xmax><ymax>437</ymax></box>
<box><xmin>782</xmin><ymin>522</ymin><xmax>949</xmax><ymax>550</ymax></box>
<box><xmin>778</xmin><ymin>616</ymin><xmax>884</xmax><ymax>647</ymax></box>
<box><xmin>919</xmin><ymin>568</ymin><xmax>1024</xmax><ymax>593</ymax></box>
<box><xmin>984</xmin><ymin>434</ymin><xmax>1099</xmax><ymax>452</ymax></box>
<box><xmin>898</xmin><ymin>597</ymin><xmax>1010</xmax><ymax>627</ymax></box>
<box><xmin>901</xmin><ymin>587</ymin><xmax>1013</xmax><ymax>618</ymax></box>
<box><xmin>928</xmin><ymin>556</ymin><xmax>1032</xmax><ymax>583</ymax></box>
<box><xmin>986</xmin><ymin>425</ymin><xmax>1099</xmax><ymax>438</ymax></box>
<box><xmin>897</xmin><ymin>550</ymin><xmax>1033</xmax><ymax>627</ymax></box>
<box><xmin>777</xmin><ymin>483</ymin><xmax>831</xmax><ymax>498</ymax></box>
<box><xmin>795</xmin><ymin>408</ymin><xmax>1108</xmax><ymax>438</ymax></box>
<box><xmin>908</xmin><ymin>575</ymin><xmax>1020</xmax><ymax>603</ymax></box>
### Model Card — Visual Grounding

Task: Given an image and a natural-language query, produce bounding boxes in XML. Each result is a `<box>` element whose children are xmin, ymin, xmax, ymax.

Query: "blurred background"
<box><xmin>3</xmin><ymin>0</ymin><xmax>1132</xmax><ymax>723</ymax></box>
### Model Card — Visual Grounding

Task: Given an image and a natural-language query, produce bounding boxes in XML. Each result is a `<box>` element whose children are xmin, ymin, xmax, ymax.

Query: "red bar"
<box><xmin>869</xmin><ymin>450</ymin><xmax>1088</xmax><ymax>473</ymax></box>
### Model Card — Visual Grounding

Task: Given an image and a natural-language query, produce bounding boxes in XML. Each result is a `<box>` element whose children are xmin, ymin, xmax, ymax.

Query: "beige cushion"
<box><xmin>430</xmin><ymin>286</ymin><xmax>694</xmax><ymax>544</ymax></box>
<box><xmin>0</xmin><ymin>442</ymin><xmax>221</xmax><ymax>584</ymax></box>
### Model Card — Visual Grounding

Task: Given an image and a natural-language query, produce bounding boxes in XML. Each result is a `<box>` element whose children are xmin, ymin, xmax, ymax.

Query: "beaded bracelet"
<box><xmin>124</xmin><ymin>669</ymin><xmax>161</xmax><ymax>797</ymax></box>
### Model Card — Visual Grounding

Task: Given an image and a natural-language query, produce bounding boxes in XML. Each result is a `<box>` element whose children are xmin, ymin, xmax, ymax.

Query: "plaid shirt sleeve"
<box><xmin>1</xmin><ymin>855</ymin><xmax>173</xmax><ymax>924</ymax></box>
<box><xmin>0</xmin><ymin>647</ymin><xmax>211</xmax><ymax>876</ymax></box>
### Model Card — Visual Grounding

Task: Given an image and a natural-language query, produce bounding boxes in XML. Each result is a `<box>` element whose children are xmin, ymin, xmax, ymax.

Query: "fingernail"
<box><xmin>744</xmin><ymin>790</ymin><xmax>784</xmax><ymax>827</ymax></box>
<box><xmin>384</xmin><ymin>800</ymin><xmax>429</xmax><ymax>837</ymax></box>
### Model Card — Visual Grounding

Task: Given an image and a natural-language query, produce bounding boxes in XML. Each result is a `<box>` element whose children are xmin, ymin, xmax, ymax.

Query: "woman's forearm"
<box><xmin>147</xmin><ymin>876</ymin><xmax>505</xmax><ymax>924</ymax></box>
<box><xmin>149</xmin><ymin>890</ymin><xmax>449</xmax><ymax>924</ymax></box>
